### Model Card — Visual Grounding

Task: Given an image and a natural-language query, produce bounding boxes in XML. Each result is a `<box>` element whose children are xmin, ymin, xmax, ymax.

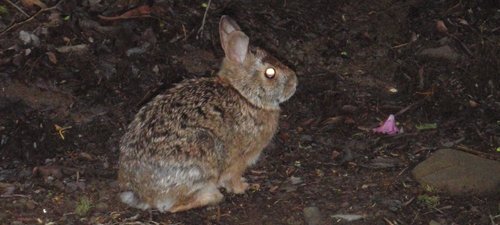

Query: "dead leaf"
<box><xmin>79</xmin><ymin>152</ymin><xmax>94</xmax><ymax>160</ymax></box>
<box><xmin>300</xmin><ymin>118</ymin><xmax>316</xmax><ymax>126</ymax></box>
<box><xmin>323</xmin><ymin>116</ymin><xmax>344</xmax><ymax>125</ymax></box>
<box><xmin>436</xmin><ymin>20</ymin><xmax>448</xmax><ymax>33</ymax></box>
<box><xmin>33</xmin><ymin>165</ymin><xmax>63</xmax><ymax>180</ymax></box>
<box><xmin>21</xmin><ymin>0</ymin><xmax>47</xmax><ymax>9</ymax></box>
<box><xmin>98</xmin><ymin>5</ymin><xmax>152</xmax><ymax>21</ymax></box>
<box><xmin>46</xmin><ymin>52</ymin><xmax>57</xmax><ymax>64</ymax></box>
<box><xmin>331</xmin><ymin>150</ymin><xmax>341</xmax><ymax>160</ymax></box>
<box><xmin>0</xmin><ymin>182</ymin><xmax>16</xmax><ymax>196</ymax></box>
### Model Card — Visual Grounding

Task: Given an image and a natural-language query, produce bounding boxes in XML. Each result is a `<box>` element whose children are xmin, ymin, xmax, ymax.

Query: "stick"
<box><xmin>5</xmin><ymin>0</ymin><xmax>30</xmax><ymax>18</ymax></box>
<box><xmin>196</xmin><ymin>0</ymin><xmax>212</xmax><ymax>39</ymax></box>
<box><xmin>0</xmin><ymin>0</ymin><xmax>65</xmax><ymax>37</ymax></box>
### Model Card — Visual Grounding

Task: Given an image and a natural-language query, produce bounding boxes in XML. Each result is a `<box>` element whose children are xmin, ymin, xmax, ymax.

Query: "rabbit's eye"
<box><xmin>265</xmin><ymin>68</ymin><xmax>276</xmax><ymax>79</ymax></box>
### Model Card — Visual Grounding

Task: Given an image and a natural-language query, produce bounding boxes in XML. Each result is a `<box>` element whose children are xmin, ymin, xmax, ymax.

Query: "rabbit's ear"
<box><xmin>219</xmin><ymin>16</ymin><xmax>249</xmax><ymax>63</ymax></box>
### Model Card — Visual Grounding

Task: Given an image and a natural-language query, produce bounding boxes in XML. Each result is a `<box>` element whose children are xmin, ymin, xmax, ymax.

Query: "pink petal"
<box><xmin>373</xmin><ymin>114</ymin><xmax>400</xmax><ymax>135</ymax></box>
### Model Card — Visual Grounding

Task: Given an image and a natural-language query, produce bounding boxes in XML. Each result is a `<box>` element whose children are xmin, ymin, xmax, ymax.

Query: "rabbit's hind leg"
<box><xmin>168</xmin><ymin>183</ymin><xmax>223</xmax><ymax>213</ymax></box>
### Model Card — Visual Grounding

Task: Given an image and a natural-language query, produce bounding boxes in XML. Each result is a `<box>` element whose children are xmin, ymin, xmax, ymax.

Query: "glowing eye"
<box><xmin>265</xmin><ymin>68</ymin><xmax>275</xmax><ymax>79</ymax></box>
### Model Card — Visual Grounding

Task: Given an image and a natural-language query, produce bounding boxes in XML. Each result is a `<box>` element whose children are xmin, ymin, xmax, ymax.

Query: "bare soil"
<box><xmin>0</xmin><ymin>0</ymin><xmax>499</xmax><ymax>224</ymax></box>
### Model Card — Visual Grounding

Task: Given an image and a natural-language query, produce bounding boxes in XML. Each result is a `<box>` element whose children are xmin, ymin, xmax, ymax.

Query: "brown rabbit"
<box><xmin>118</xmin><ymin>15</ymin><xmax>297</xmax><ymax>213</ymax></box>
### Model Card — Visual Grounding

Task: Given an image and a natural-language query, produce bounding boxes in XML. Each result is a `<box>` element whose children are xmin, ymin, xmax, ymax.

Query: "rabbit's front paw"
<box><xmin>222</xmin><ymin>177</ymin><xmax>249</xmax><ymax>194</ymax></box>
<box><xmin>231</xmin><ymin>178</ymin><xmax>249</xmax><ymax>194</ymax></box>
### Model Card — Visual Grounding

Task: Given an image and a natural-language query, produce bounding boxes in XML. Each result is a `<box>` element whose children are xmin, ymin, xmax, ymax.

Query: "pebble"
<box><xmin>418</xmin><ymin>45</ymin><xmax>460</xmax><ymax>61</ymax></box>
<box><xmin>303</xmin><ymin>206</ymin><xmax>322</xmax><ymax>225</ymax></box>
<box><xmin>95</xmin><ymin>202</ymin><xmax>109</xmax><ymax>212</ymax></box>
<box><xmin>300</xmin><ymin>135</ymin><xmax>313</xmax><ymax>143</ymax></box>
<box><xmin>429</xmin><ymin>220</ymin><xmax>441</xmax><ymax>225</ymax></box>
<box><xmin>25</xmin><ymin>200</ymin><xmax>36</xmax><ymax>210</ymax></box>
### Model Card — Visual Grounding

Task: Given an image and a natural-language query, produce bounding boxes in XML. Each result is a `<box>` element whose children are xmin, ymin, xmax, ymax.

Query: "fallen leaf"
<box><xmin>415</xmin><ymin>123</ymin><xmax>437</xmax><ymax>131</ymax></box>
<box><xmin>468</xmin><ymin>100</ymin><xmax>479</xmax><ymax>108</ymax></box>
<box><xmin>331</xmin><ymin>214</ymin><xmax>365</xmax><ymax>221</ymax></box>
<box><xmin>269</xmin><ymin>185</ymin><xmax>279</xmax><ymax>193</ymax></box>
<box><xmin>21</xmin><ymin>0</ymin><xmax>47</xmax><ymax>9</ymax></box>
<box><xmin>98</xmin><ymin>5</ymin><xmax>152</xmax><ymax>21</ymax></box>
<box><xmin>323</xmin><ymin>116</ymin><xmax>344</xmax><ymax>125</ymax></box>
<box><xmin>436</xmin><ymin>20</ymin><xmax>448</xmax><ymax>33</ymax></box>
<box><xmin>46</xmin><ymin>52</ymin><xmax>57</xmax><ymax>64</ymax></box>
<box><xmin>33</xmin><ymin>165</ymin><xmax>63</xmax><ymax>180</ymax></box>
<box><xmin>331</xmin><ymin>150</ymin><xmax>341</xmax><ymax>160</ymax></box>
<box><xmin>79</xmin><ymin>152</ymin><xmax>93</xmax><ymax>160</ymax></box>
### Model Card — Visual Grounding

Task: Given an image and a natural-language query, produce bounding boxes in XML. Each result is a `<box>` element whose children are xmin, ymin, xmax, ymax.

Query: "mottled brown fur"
<box><xmin>118</xmin><ymin>16</ymin><xmax>297</xmax><ymax>212</ymax></box>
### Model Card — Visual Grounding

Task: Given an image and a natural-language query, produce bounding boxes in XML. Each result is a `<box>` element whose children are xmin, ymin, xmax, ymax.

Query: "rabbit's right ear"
<box><xmin>219</xmin><ymin>16</ymin><xmax>249</xmax><ymax>64</ymax></box>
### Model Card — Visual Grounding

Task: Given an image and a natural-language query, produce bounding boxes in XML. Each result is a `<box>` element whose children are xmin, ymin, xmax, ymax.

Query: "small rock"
<box><xmin>412</xmin><ymin>149</ymin><xmax>500</xmax><ymax>195</ymax></box>
<box><xmin>95</xmin><ymin>202</ymin><xmax>108</xmax><ymax>212</ymax></box>
<box><xmin>300</xmin><ymin>135</ymin><xmax>313</xmax><ymax>143</ymax></box>
<box><xmin>11</xmin><ymin>221</ymin><xmax>24</xmax><ymax>225</ymax></box>
<box><xmin>290</xmin><ymin>176</ymin><xmax>303</xmax><ymax>185</ymax></box>
<box><xmin>418</xmin><ymin>45</ymin><xmax>460</xmax><ymax>61</ymax></box>
<box><xmin>303</xmin><ymin>206</ymin><xmax>322</xmax><ymax>225</ymax></box>
<box><xmin>25</xmin><ymin>200</ymin><xmax>36</xmax><ymax>210</ymax></box>
<box><xmin>429</xmin><ymin>220</ymin><xmax>441</xmax><ymax>225</ymax></box>
<box><xmin>382</xmin><ymin>199</ymin><xmax>402</xmax><ymax>212</ymax></box>
<box><xmin>19</xmin><ymin>30</ymin><xmax>40</xmax><ymax>47</ymax></box>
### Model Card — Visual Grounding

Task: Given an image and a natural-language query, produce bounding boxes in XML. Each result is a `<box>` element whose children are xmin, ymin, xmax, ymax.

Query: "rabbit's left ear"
<box><xmin>219</xmin><ymin>16</ymin><xmax>249</xmax><ymax>64</ymax></box>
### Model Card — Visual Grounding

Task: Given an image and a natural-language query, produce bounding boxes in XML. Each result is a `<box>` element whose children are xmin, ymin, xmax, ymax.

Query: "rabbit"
<box><xmin>117</xmin><ymin>15</ymin><xmax>297</xmax><ymax>213</ymax></box>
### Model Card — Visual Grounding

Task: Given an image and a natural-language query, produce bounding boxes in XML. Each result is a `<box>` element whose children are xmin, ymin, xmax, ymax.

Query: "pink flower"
<box><xmin>373</xmin><ymin>114</ymin><xmax>400</xmax><ymax>135</ymax></box>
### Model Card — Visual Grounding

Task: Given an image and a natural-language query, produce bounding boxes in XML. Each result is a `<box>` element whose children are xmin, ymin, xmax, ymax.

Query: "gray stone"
<box><xmin>418</xmin><ymin>45</ymin><xmax>460</xmax><ymax>61</ymax></box>
<box><xmin>95</xmin><ymin>202</ymin><xmax>108</xmax><ymax>212</ymax></box>
<box><xmin>303</xmin><ymin>206</ymin><xmax>322</xmax><ymax>225</ymax></box>
<box><xmin>429</xmin><ymin>220</ymin><xmax>441</xmax><ymax>225</ymax></box>
<box><xmin>412</xmin><ymin>149</ymin><xmax>500</xmax><ymax>195</ymax></box>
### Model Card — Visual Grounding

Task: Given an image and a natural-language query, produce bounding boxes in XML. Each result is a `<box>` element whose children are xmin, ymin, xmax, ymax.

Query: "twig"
<box><xmin>196</xmin><ymin>0</ymin><xmax>212</xmax><ymax>39</ymax></box>
<box><xmin>456</xmin><ymin>145</ymin><xmax>500</xmax><ymax>161</ymax></box>
<box><xmin>0</xmin><ymin>0</ymin><xmax>65</xmax><ymax>37</ymax></box>
<box><xmin>383</xmin><ymin>217</ymin><xmax>396</xmax><ymax>225</ymax></box>
<box><xmin>391</xmin><ymin>42</ymin><xmax>409</xmax><ymax>49</ymax></box>
<box><xmin>490</xmin><ymin>214</ymin><xmax>499</xmax><ymax>225</ymax></box>
<box><xmin>395</xmin><ymin>99</ymin><xmax>425</xmax><ymax>116</ymax></box>
<box><xmin>0</xmin><ymin>194</ymin><xmax>30</xmax><ymax>198</ymax></box>
<box><xmin>449</xmin><ymin>34</ymin><xmax>473</xmax><ymax>57</ymax></box>
<box><xmin>5</xmin><ymin>0</ymin><xmax>30</xmax><ymax>18</ymax></box>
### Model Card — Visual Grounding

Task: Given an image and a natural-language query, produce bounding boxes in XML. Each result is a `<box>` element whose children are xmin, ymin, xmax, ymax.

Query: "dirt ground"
<box><xmin>0</xmin><ymin>0</ymin><xmax>499</xmax><ymax>224</ymax></box>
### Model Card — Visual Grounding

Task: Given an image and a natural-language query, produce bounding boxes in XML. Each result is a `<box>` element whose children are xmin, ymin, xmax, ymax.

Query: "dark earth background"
<box><xmin>0</xmin><ymin>0</ymin><xmax>499</xmax><ymax>224</ymax></box>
